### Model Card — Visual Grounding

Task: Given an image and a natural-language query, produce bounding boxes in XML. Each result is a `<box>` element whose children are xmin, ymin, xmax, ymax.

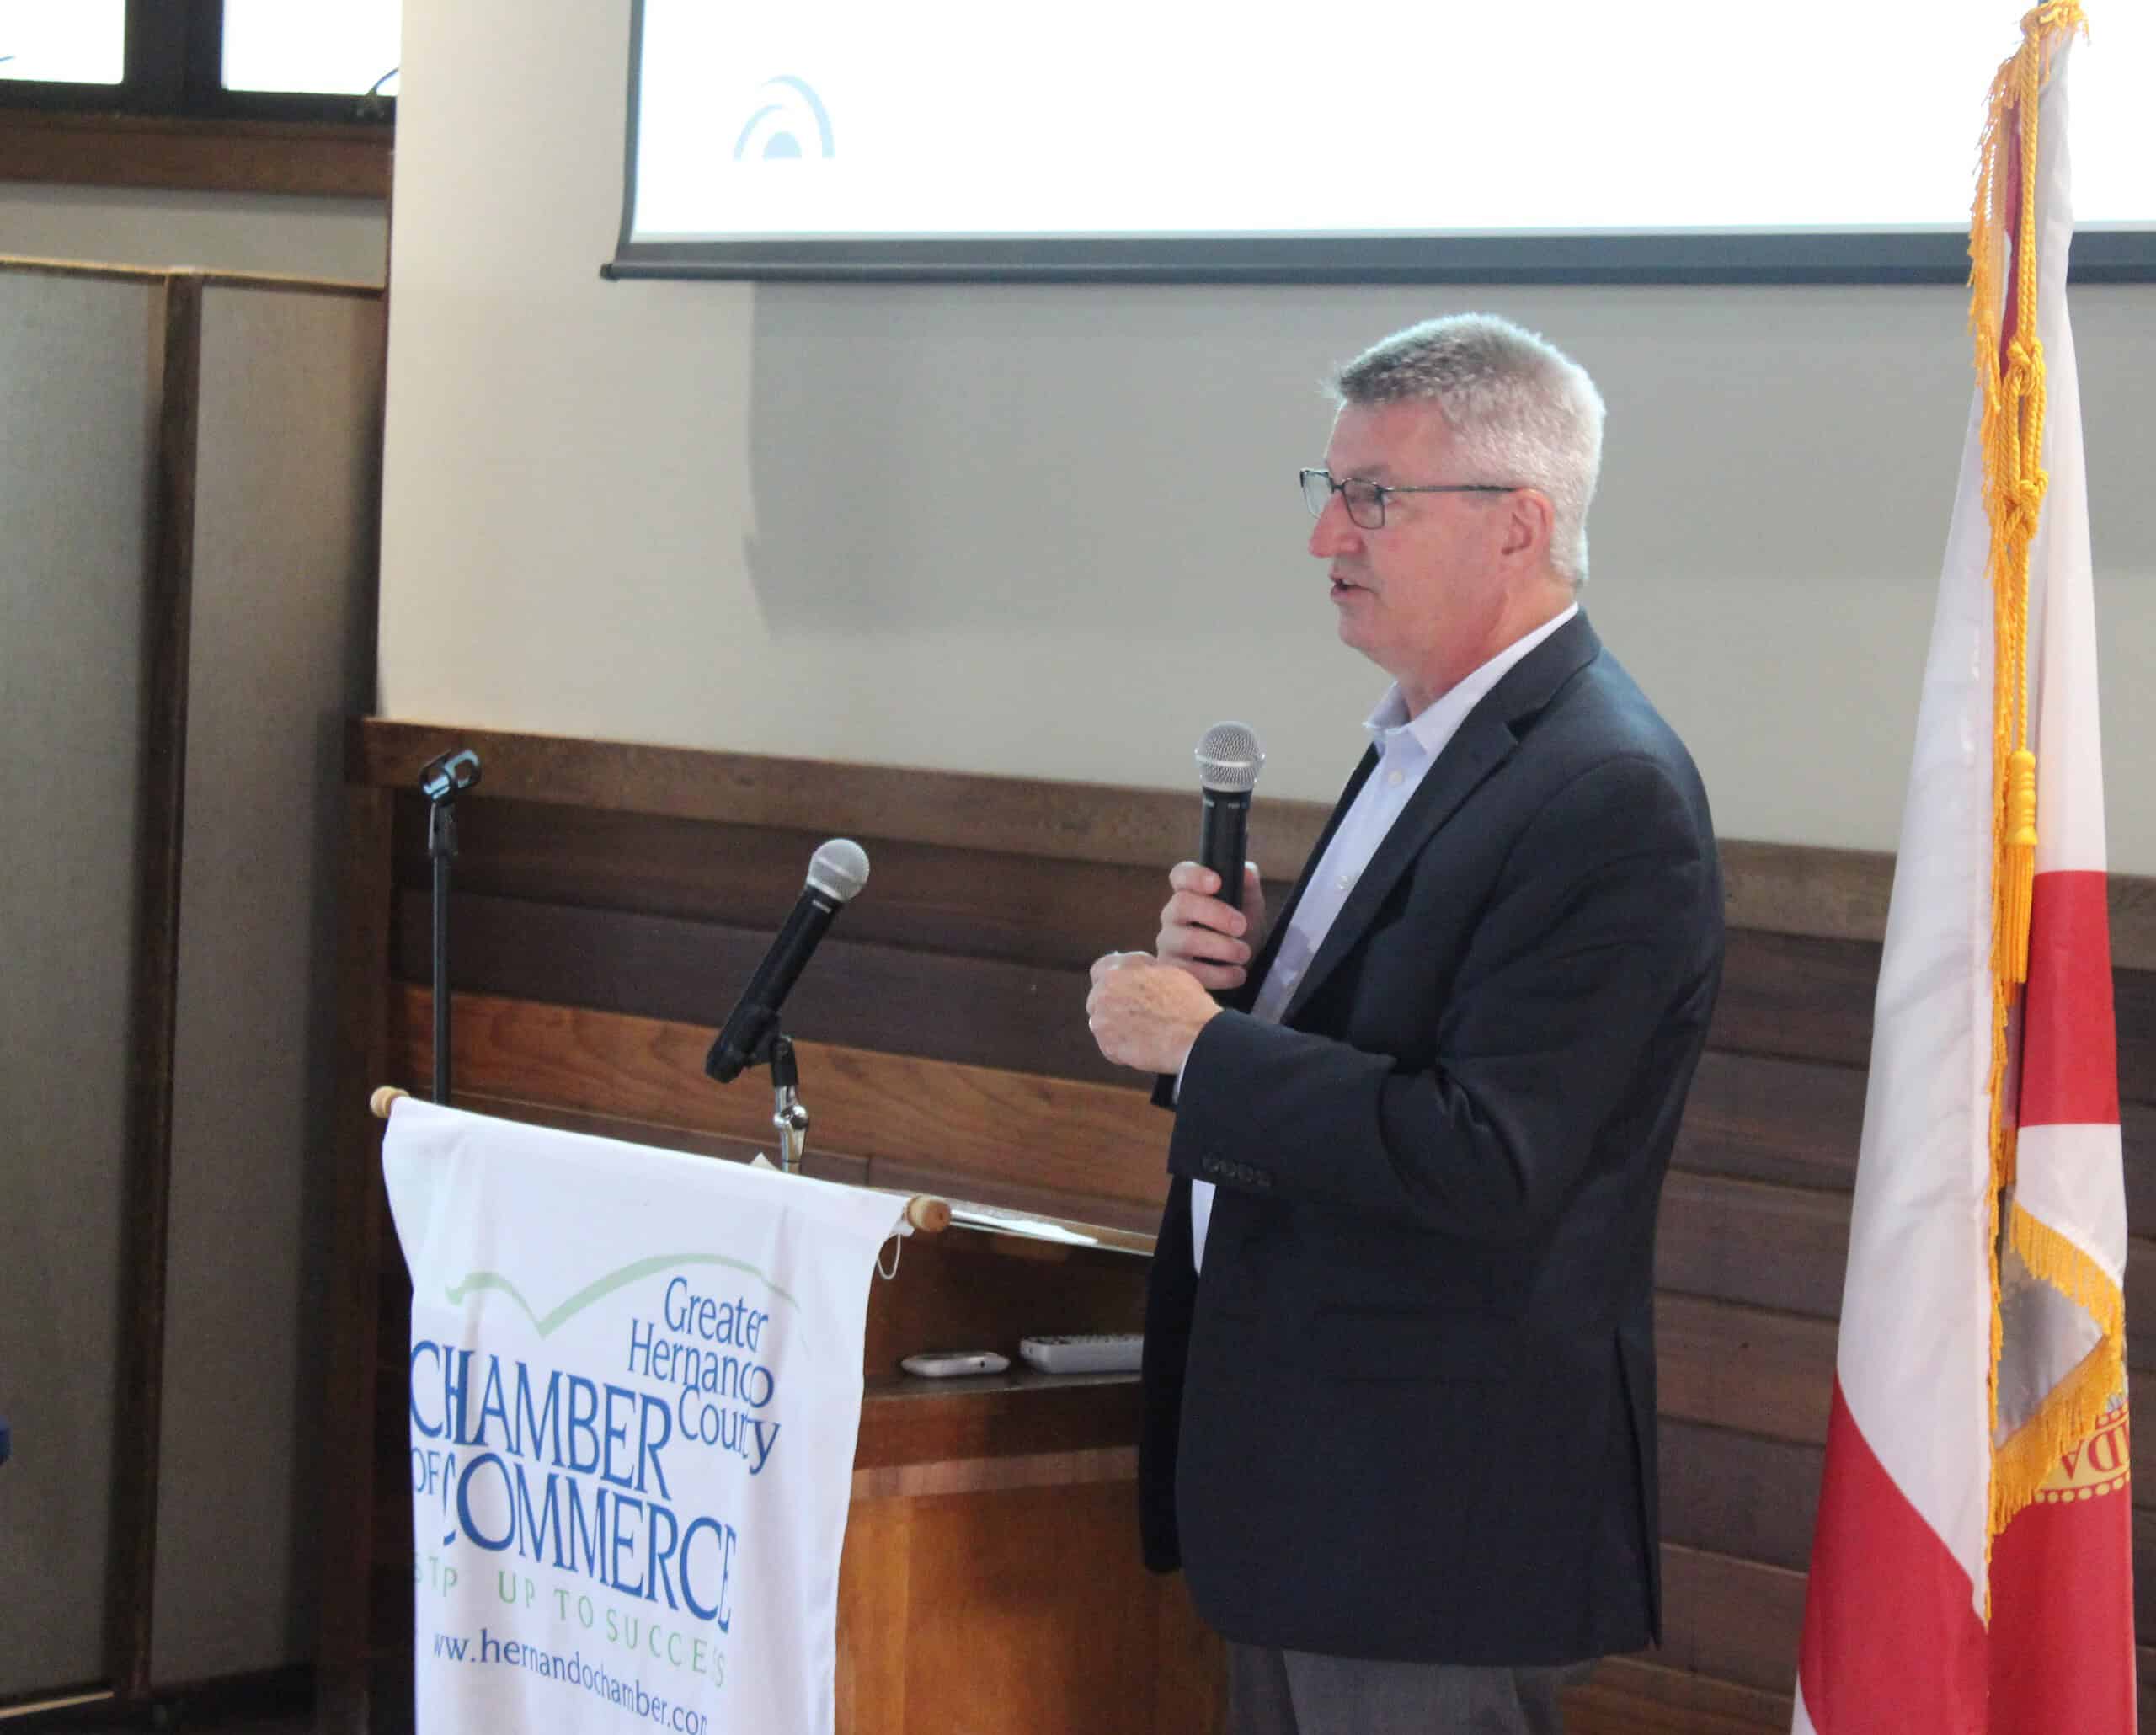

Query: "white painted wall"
<box><xmin>0</xmin><ymin>182</ymin><xmax>387</xmax><ymax>284</ymax></box>
<box><xmin>376</xmin><ymin>0</ymin><xmax>2156</xmax><ymax>869</ymax></box>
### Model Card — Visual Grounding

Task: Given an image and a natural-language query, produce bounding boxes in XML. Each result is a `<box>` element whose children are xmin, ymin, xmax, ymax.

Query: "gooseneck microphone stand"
<box><xmin>418</xmin><ymin>748</ymin><xmax>483</xmax><ymax>1103</ymax></box>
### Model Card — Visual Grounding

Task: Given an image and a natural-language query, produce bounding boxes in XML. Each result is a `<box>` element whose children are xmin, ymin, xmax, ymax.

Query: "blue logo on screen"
<box><xmin>733</xmin><ymin>77</ymin><xmax>835</xmax><ymax>161</ymax></box>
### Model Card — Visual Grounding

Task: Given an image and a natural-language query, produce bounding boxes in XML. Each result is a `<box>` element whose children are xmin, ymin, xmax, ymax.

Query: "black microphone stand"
<box><xmin>418</xmin><ymin>748</ymin><xmax>482</xmax><ymax>1104</ymax></box>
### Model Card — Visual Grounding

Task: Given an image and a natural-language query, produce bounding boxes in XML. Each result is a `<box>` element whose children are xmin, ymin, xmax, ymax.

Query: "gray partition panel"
<box><xmin>0</xmin><ymin>269</ymin><xmax>162</xmax><ymax>1698</ymax></box>
<box><xmin>151</xmin><ymin>283</ymin><xmax>383</xmax><ymax>1684</ymax></box>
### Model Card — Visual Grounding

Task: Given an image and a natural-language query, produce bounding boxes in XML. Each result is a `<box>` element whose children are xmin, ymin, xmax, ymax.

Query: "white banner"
<box><xmin>382</xmin><ymin>1100</ymin><xmax>906</xmax><ymax>1735</ymax></box>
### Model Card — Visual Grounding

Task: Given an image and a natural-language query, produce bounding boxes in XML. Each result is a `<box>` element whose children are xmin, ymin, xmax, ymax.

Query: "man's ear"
<box><xmin>1502</xmin><ymin>488</ymin><xmax>1556</xmax><ymax>566</ymax></box>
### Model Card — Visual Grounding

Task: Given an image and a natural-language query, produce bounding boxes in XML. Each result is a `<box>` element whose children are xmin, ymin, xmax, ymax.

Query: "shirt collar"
<box><xmin>1364</xmin><ymin>604</ymin><xmax>1579</xmax><ymax>755</ymax></box>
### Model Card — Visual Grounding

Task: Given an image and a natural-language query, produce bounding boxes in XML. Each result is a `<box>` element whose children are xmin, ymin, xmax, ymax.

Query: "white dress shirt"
<box><xmin>1188</xmin><ymin>605</ymin><xmax>1577</xmax><ymax>1271</ymax></box>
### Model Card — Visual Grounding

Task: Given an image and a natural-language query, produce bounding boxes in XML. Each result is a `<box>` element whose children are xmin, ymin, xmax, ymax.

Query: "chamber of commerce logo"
<box><xmin>733</xmin><ymin>77</ymin><xmax>834</xmax><ymax>161</ymax></box>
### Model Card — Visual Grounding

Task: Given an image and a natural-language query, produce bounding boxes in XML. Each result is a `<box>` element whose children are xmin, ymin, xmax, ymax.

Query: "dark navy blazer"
<box><xmin>1139</xmin><ymin>613</ymin><xmax>1724</xmax><ymax>1666</ymax></box>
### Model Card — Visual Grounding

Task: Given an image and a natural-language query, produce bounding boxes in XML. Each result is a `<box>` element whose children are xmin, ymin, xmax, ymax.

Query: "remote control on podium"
<box><xmin>1018</xmin><ymin>1333</ymin><xmax>1145</xmax><ymax>1375</ymax></box>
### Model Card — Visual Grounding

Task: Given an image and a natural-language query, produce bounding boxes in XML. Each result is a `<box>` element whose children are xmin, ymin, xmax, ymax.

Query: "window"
<box><xmin>0</xmin><ymin>0</ymin><xmax>398</xmax><ymax>121</ymax></box>
<box><xmin>0</xmin><ymin>1</ymin><xmax>395</xmax><ymax>200</ymax></box>
<box><xmin>0</xmin><ymin>3</ymin><xmax>125</xmax><ymax>85</ymax></box>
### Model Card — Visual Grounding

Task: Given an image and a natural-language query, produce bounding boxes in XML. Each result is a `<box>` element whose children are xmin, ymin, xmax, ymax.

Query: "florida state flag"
<box><xmin>1794</xmin><ymin>8</ymin><xmax>2134</xmax><ymax>1731</ymax></box>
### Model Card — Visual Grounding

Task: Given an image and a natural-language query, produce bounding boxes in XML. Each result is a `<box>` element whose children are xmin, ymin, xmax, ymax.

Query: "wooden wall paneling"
<box><xmin>350</xmin><ymin>723</ymin><xmax>2156</xmax><ymax>968</ymax></box>
<box><xmin>1675</xmin><ymin>1057</ymin><xmax>2156</xmax><ymax>1229</ymax></box>
<box><xmin>1716</xmin><ymin>836</ymin><xmax>2156</xmax><ymax>974</ymax></box>
<box><xmin>385</xmin><ymin>988</ymin><xmax>1174</xmax><ymax>1214</ymax></box>
<box><xmin>0</xmin><ymin>111</ymin><xmax>392</xmax><ymax>200</ymax></box>
<box><xmin>1661</xmin><ymin>1280</ymin><xmax>2156</xmax><ymax>1470</ymax></box>
<box><xmin>1564</xmin><ymin>1656</ymin><xmax>1792</xmax><ymax>1735</ymax></box>
<box><xmin>1714</xmin><ymin>841</ymin><xmax>1895</xmax><ymax>950</ymax></box>
<box><xmin>1709</xmin><ymin>951</ymin><xmax>2154</xmax><ymax>1100</ymax></box>
<box><xmin>1657</xmin><ymin>1422</ymin><xmax>1822</xmax><ymax>1573</ymax></box>
<box><xmin>387</xmin><ymin>793</ymin><xmax>1172</xmax><ymax>976</ymax></box>
<box><xmin>2139</xmin><ymin>1508</ymin><xmax>2156</xmax><ymax>1652</ymax></box>
<box><xmin>1655</xmin><ymin>1295</ymin><xmax>1835</xmax><ymax>1446</ymax></box>
<box><xmin>1653</xmin><ymin>1545</ymin><xmax>1807</xmax><ymax>1695</ymax></box>
<box><xmin>317</xmin><ymin>785</ymin><xmax>396</xmax><ymax>1735</ymax></box>
<box><xmin>2119</xmin><ymin>969</ymin><xmax>2156</xmax><ymax>1106</ymax></box>
<box><xmin>352</xmin><ymin>720</ymin><xmax>1330</xmax><ymax>882</ymax></box>
<box><xmin>1707</xmin><ymin>931</ymin><xmax>1881</xmax><ymax>1070</ymax></box>
<box><xmin>437</xmin><ymin>1091</ymin><xmax>862</xmax><ymax>1182</ymax></box>
<box><xmin>1669</xmin><ymin>1052</ymin><xmax>1865</xmax><ymax>1193</ymax></box>
<box><xmin>424</xmin><ymin>1086</ymin><xmax>1163</xmax><ymax>1241</ymax></box>
<box><xmin>1655</xmin><ymin>1172</ymin><xmax>1849</xmax><ymax>1321</ymax></box>
<box><xmin>390</xmin><ymin>891</ymin><xmax>1127</xmax><ymax>1086</ymax></box>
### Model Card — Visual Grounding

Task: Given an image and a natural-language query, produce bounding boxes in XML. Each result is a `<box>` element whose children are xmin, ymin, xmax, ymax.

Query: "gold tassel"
<box><xmin>2001</xmin><ymin>748</ymin><xmax>2037</xmax><ymax>980</ymax></box>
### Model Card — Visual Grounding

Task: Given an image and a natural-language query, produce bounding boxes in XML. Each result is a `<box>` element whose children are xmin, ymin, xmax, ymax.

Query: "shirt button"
<box><xmin>1283</xmin><ymin>969</ymin><xmax>1300</xmax><ymax>985</ymax></box>
<box><xmin>1336</xmin><ymin>875</ymin><xmax>1353</xmax><ymax>890</ymax></box>
<box><xmin>1387</xmin><ymin>770</ymin><xmax>1405</xmax><ymax>787</ymax></box>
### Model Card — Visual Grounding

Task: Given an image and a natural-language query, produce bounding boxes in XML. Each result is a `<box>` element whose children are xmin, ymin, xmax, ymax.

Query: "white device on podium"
<box><xmin>1019</xmin><ymin>1333</ymin><xmax>1144</xmax><ymax>1375</ymax></box>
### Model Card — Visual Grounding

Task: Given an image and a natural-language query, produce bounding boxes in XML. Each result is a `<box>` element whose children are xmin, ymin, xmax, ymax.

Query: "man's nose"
<box><xmin>1309</xmin><ymin>493</ymin><xmax>1363</xmax><ymax>559</ymax></box>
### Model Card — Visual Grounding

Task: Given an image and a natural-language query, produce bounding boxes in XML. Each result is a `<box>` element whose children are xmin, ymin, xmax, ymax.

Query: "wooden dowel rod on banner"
<box><xmin>365</xmin><ymin>1085</ymin><xmax>949</xmax><ymax>1232</ymax></box>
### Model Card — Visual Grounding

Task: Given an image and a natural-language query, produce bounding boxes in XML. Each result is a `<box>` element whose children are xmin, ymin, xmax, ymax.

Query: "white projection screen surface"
<box><xmin>606</xmin><ymin>1</ymin><xmax>2156</xmax><ymax>282</ymax></box>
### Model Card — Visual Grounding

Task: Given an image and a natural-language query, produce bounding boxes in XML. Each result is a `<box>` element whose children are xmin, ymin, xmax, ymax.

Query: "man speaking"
<box><xmin>1086</xmin><ymin>314</ymin><xmax>1724</xmax><ymax>1734</ymax></box>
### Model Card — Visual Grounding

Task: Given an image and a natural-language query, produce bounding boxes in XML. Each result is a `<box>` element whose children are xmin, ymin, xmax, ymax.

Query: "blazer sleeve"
<box><xmin>1167</xmin><ymin>751</ymin><xmax>1717</xmax><ymax>1244</ymax></box>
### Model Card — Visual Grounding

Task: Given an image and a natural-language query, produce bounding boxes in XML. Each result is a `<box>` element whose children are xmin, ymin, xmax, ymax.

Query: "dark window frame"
<box><xmin>1</xmin><ymin>0</ymin><xmax>395</xmax><ymax>125</ymax></box>
<box><xmin>0</xmin><ymin>0</ymin><xmax>392</xmax><ymax>198</ymax></box>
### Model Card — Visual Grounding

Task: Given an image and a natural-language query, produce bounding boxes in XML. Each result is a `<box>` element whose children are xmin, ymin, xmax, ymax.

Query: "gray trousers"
<box><xmin>1227</xmin><ymin>1642</ymin><xmax>1595</xmax><ymax>1735</ymax></box>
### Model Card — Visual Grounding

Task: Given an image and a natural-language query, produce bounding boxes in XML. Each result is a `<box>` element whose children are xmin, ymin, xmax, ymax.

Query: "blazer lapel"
<box><xmin>1277</xmin><ymin>614</ymin><xmax>1602</xmax><ymax>1028</ymax></box>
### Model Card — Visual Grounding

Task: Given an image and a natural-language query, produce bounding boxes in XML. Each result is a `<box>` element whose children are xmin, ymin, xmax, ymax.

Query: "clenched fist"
<box><xmin>1085</xmin><ymin>950</ymin><xmax>1222</xmax><ymax>1076</ymax></box>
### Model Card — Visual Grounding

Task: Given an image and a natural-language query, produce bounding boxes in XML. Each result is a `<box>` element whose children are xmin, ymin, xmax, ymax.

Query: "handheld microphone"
<box><xmin>1193</xmin><ymin>721</ymin><xmax>1265</xmax><ymax>914</ymax></box>
<box><xmin>704</xmin><ymin>838</ymin><xmax>870</xmax><ymax>1083</ymax></box>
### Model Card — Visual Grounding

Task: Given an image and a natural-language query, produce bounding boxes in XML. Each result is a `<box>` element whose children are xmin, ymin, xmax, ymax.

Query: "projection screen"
<box><xmin>606</xmin><ymin>1</ymin><xmax>2155</xmax><ymax>283</ymax></box>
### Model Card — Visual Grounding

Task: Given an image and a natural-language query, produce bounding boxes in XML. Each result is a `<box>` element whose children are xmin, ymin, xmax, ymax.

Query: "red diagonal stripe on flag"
<box><xmin>1797</xmin><ymin>1379</ymin><xmax>1986</xmax><ymax>1731</ymax></box>
<box><xmin>2018</xmin><ymin>869</ymin><xmax>2119</xmax><ymax>1129</ymax></box>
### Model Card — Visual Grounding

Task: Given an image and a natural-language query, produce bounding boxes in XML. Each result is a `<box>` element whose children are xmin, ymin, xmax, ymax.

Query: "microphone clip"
<box><xmin>419</xmin><ymin>747</ymin><xmax>483</xmax><ymax>863</ymax></box>
<box><xmin>769</xmin><ymin>1034</ymin><xmax>809</xmax><ymax>1174</ymax></box>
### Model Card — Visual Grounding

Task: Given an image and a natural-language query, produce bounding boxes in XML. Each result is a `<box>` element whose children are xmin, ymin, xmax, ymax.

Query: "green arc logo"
<box><xmin>445</xmin><ymin>1252</ymin><xmax>799</xmax><ymax>1339</ymax></box>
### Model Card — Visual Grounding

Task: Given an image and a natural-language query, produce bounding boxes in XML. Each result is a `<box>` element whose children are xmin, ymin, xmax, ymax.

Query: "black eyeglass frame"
<box><xmin>1299</xmin><ymin>467</ymin><xmax>1520</xmax><ymax>530</ymax></box>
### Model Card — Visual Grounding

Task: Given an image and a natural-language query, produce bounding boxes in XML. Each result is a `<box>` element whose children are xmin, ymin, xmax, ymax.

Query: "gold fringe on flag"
<box><xmin>1972</xmin><ymin>2</ymin><xmax>2125</xmax><ymax>1555</ymax></box>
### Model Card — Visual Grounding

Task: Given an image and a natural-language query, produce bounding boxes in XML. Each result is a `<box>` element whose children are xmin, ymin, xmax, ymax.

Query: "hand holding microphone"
<box><xmin>1158</xmin><ymin>722</ymin><xmax>1266</xmax><ymax>994</ymax></box>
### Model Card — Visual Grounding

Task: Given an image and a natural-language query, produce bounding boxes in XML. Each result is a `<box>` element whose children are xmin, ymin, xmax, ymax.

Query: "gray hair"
<box><xmin>1331</xmin><ymin>313</ymin><xmax>1604</xmax><ymax>586</ymax></box>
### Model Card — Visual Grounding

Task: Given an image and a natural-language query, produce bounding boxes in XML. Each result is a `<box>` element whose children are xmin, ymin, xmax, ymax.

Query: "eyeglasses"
<box><xmin>1299</xmin><ymin>468</ymin><xmax>1518</xmax><ymax>531</ymax></box>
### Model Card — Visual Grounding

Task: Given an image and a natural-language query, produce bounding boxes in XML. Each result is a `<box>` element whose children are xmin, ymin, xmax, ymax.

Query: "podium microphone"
<box><xmin>1194</xmin><ymin>721</ymin><xmax>1265</xmax><ymax>914</ymax></box>
<box><xmin>705</xmin><ymin>838</ymin><xmax>870</xmax><ymax>1083</ymax></box>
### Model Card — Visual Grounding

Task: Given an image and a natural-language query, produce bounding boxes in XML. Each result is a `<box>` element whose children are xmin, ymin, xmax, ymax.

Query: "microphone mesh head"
<box><xmin>807</xmin><ymin>838</ymin><xmax>871</xmax><ymax>903</ymax></box>
<box><xmin>1194</xmin><ymin>721</ymin><xmax>1266</xmax><ymax>794</ymax></box>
